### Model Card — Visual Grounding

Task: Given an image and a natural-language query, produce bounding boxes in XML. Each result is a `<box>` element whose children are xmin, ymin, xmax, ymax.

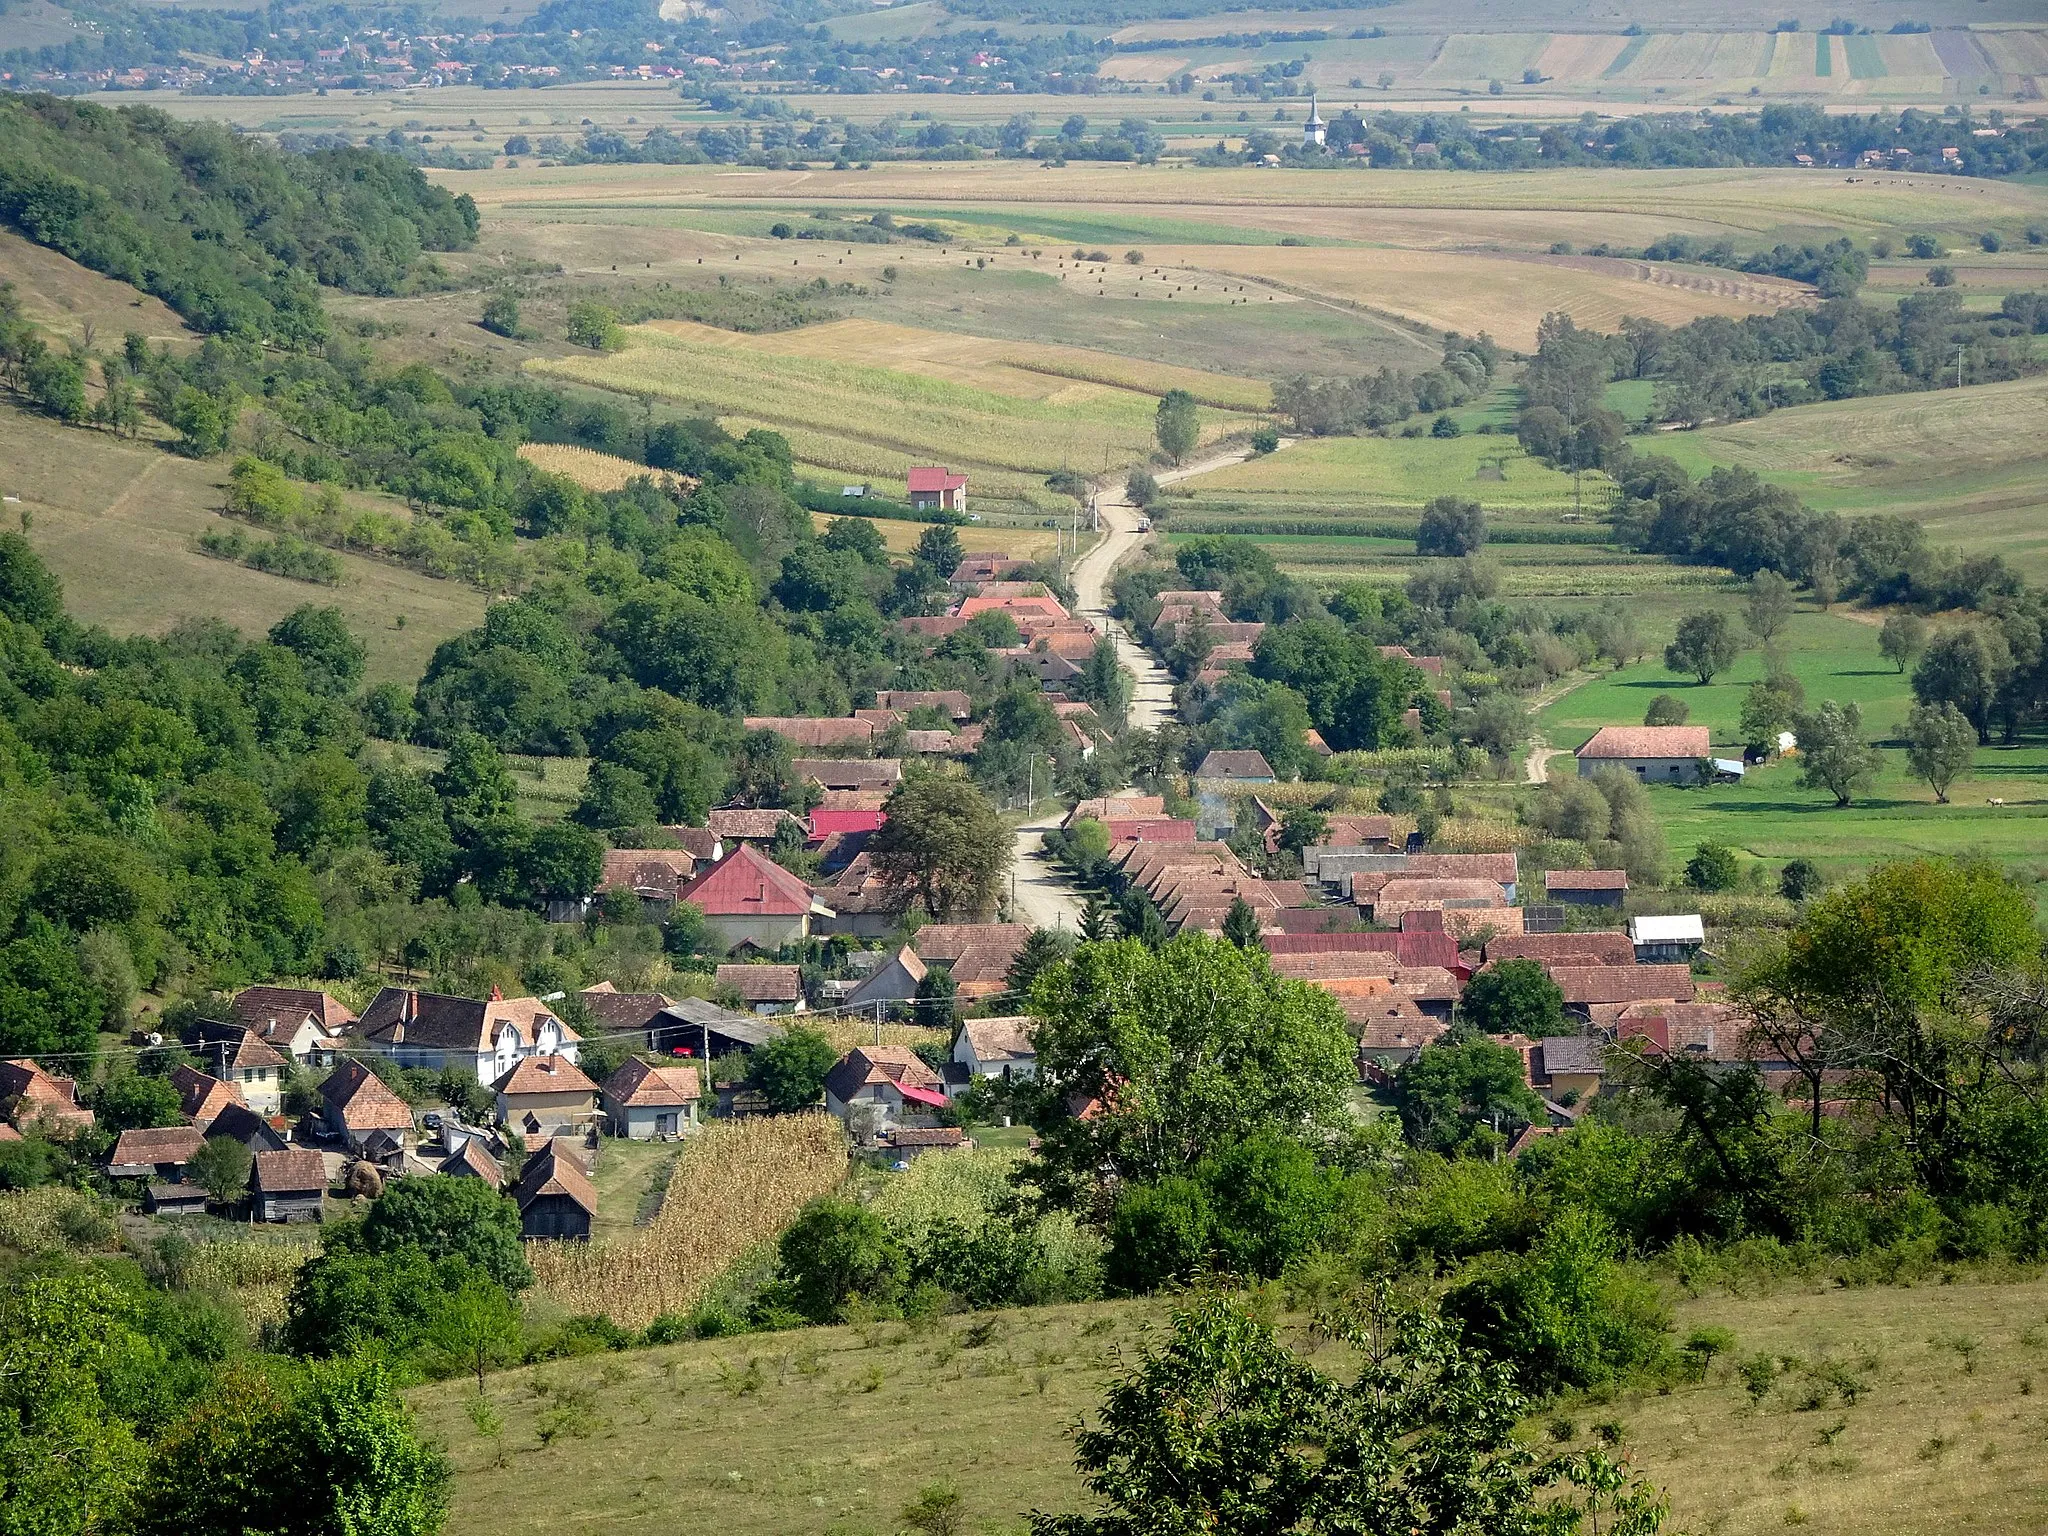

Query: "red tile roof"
<box><xmin>318</xmin><ymin>1060</ymin><xmax>414</xmax><ymax>1132</ymax></box>
<box><xmin>716</xmin><ymin>964</ymin><xmax>802</xmax><ymax>1003</ymax></box>
<box><xmin>232</xmin><ymin>985</ymin><xmax>356</xmax><ymax>1033</ymax></box>
<box><xmin>1576</xmin><ymin>725</ymin><xmax>1711</xmax><ymax>760</ymax></box>
<box><xmin>493</xmin><ymin>1054</ymin><xmax>597</xmax><ymax>1097</ymax></box>
<box><xmin>107</xmin><ymin>1126</ymin><xmax>206</xmax><ymax>1169</ymax></box>
<box><xmin>679</xmin><ymin>843</ymin><xmax>820</xmax><ymax>919</ymax></box>
<box><xmin>907</xmin><ymin>466</ymin><xmax>967</xmax><ymax>494</ymax></box>
<box><xmin>603</xmin><ymin>1057</ymin><xmax>701</xmax><ymax>1108</ymax></box>
<box><xmin>171</xmin><ymin>1065</ymin><xmax>246</xmax><ymax>1124</ymax></box>
<box><xmin>253</xmin><ymin>1148</ymin><xmax>327</xmax><ymax>1195</ymax></box>
<box><xmin>1545</xmin><ymin>869</ymin><xmax>1629</xmax><ymax>892</ymax></box>
<box><xmin>1485</xmin><ymin>933</ymin><xmax>1637</xmax><ymax>968</ymax></box>
<box><xmin>1549</xmin><ymin>965</ymin><xmax>1696</xmax><ymax>1005</ymax></box>
<box><xmin>743</xmin><ymin>717</ymin><xmax>875</xmax><ymax>749</ymax></box>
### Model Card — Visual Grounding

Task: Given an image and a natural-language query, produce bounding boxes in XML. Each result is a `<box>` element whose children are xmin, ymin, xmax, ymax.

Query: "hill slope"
<box><xmin>414</xmin><ymin>1274</ymin><xmax>2048</xmax><ymax>1536</ymax></box>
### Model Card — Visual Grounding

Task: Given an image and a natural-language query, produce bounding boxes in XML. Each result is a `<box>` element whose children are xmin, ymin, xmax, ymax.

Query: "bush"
<box><xmin>1686</xmin><ymin>842</ymin><xmax>1741</xmax><ymax>892</ymax></box>
<box><xmin>1106</xmin><ymin>1176</ymin><xmax>1210</xmax><ymax>1294</ymax></box>
<box><xmin>1643</xmin><ymin>694</ymin><xmax>1689</xmax><ymax>726</ymax></box>
<box><xmin>1443</xmin><ymin>1208</ymin><xmax>1671</xmax><ymax>1397</ymax></box>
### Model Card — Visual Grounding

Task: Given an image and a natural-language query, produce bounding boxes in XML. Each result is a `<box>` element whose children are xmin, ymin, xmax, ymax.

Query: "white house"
<box><xmin>1575</xmin><ymin>725</ymin><xmax>1713</xmax><ymax>785</ymax></box>
<box><xmin>354</xmin><ymin>988</ymin><xmax>580</xmax><ymax>1087</ymax></box>
<box><xmin>952</xmin><ymin>1016</ymin><xmax>1037</xmax><ymax>1087</ymax></box>
<box><xmin>185</xmin><ymin>1025</ymin><xmax>289</xmax><ymax>1117</ymax></box>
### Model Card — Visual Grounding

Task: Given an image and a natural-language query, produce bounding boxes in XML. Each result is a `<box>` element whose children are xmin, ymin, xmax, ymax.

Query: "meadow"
<box><xmin>528</xmin><ymin>320</ymin><xmax>1262</xmax><ymax>508</ymax></box>
<box><xmin>1644</xmin><ymin>376</ymin><xmax>2048</xmax><ymax>578</ymax></box>
<box><xmin>1534</xmin><ymin>608</ymin><xmax>2048</xmax><ymax>888</ymax></box>
<box><xmin>413</xmin><ymin>1271</ymin><xmax>2048</xmax><ymax>1536</ymax></box>
<box><xmin>0</xmin><ymin>403</ymin><xmax>484</xmax><ymax>685</ymax></box>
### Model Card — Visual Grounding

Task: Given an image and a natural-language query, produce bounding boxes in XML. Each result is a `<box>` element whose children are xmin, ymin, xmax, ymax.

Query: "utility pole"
<box><xmin>1956</xmin><ymin>344</ymin><xmax>1965</xmax><ymax>390</ymax></box>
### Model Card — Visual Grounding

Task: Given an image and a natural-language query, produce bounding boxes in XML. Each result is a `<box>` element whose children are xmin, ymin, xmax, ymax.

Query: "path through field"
<box><xmin>1007</xmin><ymin>438</ymin><xmax>1289</xmax><ymax>929</ymax></box>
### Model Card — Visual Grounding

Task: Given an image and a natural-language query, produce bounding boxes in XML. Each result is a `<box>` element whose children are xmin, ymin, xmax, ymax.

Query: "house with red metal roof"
<box><xmin>906</xmin><ymin>465</ymin><xmax>967</xmax><ymax>513</ymax></box>
<box><xmin>678</xmin><ymin>842</ymin><xmax>833</xmax><ymax>951</ymax></box>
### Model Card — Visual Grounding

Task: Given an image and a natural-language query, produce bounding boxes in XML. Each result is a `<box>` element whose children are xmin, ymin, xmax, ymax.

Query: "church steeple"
<box><xmin>1303</xmin><ymin>95</ymin><xmax>1326</xmax><ymax>147</ymax></box>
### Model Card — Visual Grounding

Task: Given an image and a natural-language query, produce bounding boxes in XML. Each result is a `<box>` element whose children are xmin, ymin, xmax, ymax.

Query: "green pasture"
<box><xmin>1187</xmin><ymin>431</ymin><xmax>1600</xmax><ymax>511</ymax></box>
<box><xmin>1643</xmin><ymin>746</ymin><xmax>2048</xmax><ymax>897</ymax></box>
<box><xmin>1539</xmin><ymin>609</ymin><xmax>1911</xmax><ymax>747</ymax></box>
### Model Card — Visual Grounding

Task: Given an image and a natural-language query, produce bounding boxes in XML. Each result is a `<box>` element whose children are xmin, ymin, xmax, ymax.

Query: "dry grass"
<box><xmin>0</xmin><ymin>405</ymin><xmax>484</xmax><ymax>685</ymax></box>
<box><xmin>517</xmin><ymin>441</ymin><xmax>660</xmax><ymax>493</ymax></box>
<box><xmin>526</xmin><ymin>1114</ymin><xmax>848</xmax><ymax>1328</ymax></box>
<box><xmin>413</xmin><ymin>1272</ymin><xmax>2048</xmax><ymax>1536</ymax></box>
<box><xmin>807</xmin><ymin>510</ymin><xmax>1061</xmax><ymax>561</ymax></box>
<box><xmin>0</xmin><ymin>229</ymin><xmax>190</xmax><ymax>349</ymax></box>
<box><xmin>531</xmin><ymin>324</ymin><xmax>1253</xmax><ymax>490</ymax></box>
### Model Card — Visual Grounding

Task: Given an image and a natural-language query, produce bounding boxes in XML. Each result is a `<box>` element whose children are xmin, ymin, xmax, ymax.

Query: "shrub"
<box><xmin>1686</xmin><ymin>842</ymin><xmax>1740</xmax><ymax>892</ymax></box>
<box><xmin>1106</xmin><ymin>1177</ymin><xmax>1210</xmax><ymax>1294</ymax></box>
<box><xmin>1643</xmin><ymin>694</ymin><xmax>1689</xmax><ymax>727</ymax></box>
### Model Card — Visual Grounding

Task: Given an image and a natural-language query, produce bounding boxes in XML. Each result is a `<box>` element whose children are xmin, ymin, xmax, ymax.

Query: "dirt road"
<box><xmin>1007</xmin><ymin>438</ymin><xmax>1287</xmax><ymax>929</ymax></box>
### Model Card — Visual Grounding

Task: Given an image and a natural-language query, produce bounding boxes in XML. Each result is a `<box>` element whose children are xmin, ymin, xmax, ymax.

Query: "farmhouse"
<box><xmin>184</xmin><ymin>1024</ymin><xmax>289</xmax><ymax>1116</ymax></box>
<box><xmin>316</xmin><ymin>1059</ymin><xmax>414</xmax><ymax>1153</ymax></box>
<box><xmin>1194</xmin><ymin>749</ymin><xmax>1276</xmax><ymax>783</ymax></box>
<box><xmin>170</xmin><ymin>1065</ymin><xmax>245</xmax><ymax>1130</ymax></box>
<box><xmin>105</xmin><ymin>1125</ymin><xmax>206</xmax><ymax>1182</ymax></box>
<box><xmin>952</xmin><ymin>1016</ymin><xmax>1037</xmax><ymax>1084</ymax></box>
<box><xmin>1630</xmin><ymin>913</ymin><xmax>1707</xmax><ymax>963</ymax></box>
<box><xmin>906</xmin><ymin>465</ymin><xmax>967</xmax><ymax>513</ymax></box>
<box><xmin>844</xmin><ymin>944</ymin><xmax>927</xmax><ymax>1010</ymax></box>
<box><xmin>441</xmin><ymin>1138</ymin><xmax>504</xmax><ymax>1188</ymax></box>
<box><xmin>678</xmin><ymin>843</ymin><xmax>832</xmax><ymax>950</ymax></box>
<box><xmin>742</xmin><ymin>716</ymin><xmax>875</xmax><ymax>751</ymax></box>
<box><xmin>716</xmin><ymin>963</ymin><xmax>806</xmax><ymax>1014</ymax></box>
<box><xmin>706</xmin><ymin>807</ymin><xmax>809</xmax><ymax>844</ymax></box>
<box><xmin>230</xmin><ymin>985</ymin><xmax>354</xmax><ymax>1063</ymax></box>
<box><xmin>793</xmin><ymin>759</ymin><xmax>902</xmax><ymax>792</ymax></box>
<box><xmin>493</xmin><ymin>1054</ymin><xmax>598</xmax><ymax>1139</ymax></box>
<box><xmin>356</xmin><ymin>988</ymin><xmax>581</xmax><ymax>1087</ymax></box>
<box><xmin>580</xmin><ymin>848</ymin><xmax>707</xmax><ymax>921</ymax></box>
<box><xmin>601</xmin><ymin>1057</ymin><xmax>700</xmax><ymax>1140</ymax></box>
<box><xmin>203</xmin><ymin>1101</ymin><xmax>287</xmax><ymax>1154</ymax></box>
<box><xmin>0</xmin><ymin>1059</ymin><xmax>94</xmax><ymax>1137</ymax></box>
<box><xmin>1544</xmin><ymin>869</ymin><xmax>1628</xmax><ymax>907</ymax></box>
<box><xmin>251</xmin><ymin>1149</ymin><xmax>327</xmax><ymax>1223</ymax></box>
<box><xmin>1575</xmin><ymin>725</ymin><xmax>1713</xmax><ymax>785</ymax></box>
<box><xmin>823</xmin><ymin>1045</ymin><xmax>948</xmax><ymax>1131</ymax></box>
<box><xmin>1484</xmin><ymin>932</ymin><xmax>1639</xmax><ymax>968</ymax></box>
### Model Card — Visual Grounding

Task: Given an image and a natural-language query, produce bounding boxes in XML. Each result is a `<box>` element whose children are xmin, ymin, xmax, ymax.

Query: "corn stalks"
<box><xmin>527</xmin><ymin>1113</ymin><xmax>847</xmax><ymax>1327</ymax></box>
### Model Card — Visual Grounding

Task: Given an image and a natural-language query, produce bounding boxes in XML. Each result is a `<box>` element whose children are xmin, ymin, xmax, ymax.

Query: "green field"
<box><xmin>1186</xmin><ymin>432</ymin><xmax>1597</xmax><ymax>512</ymax></box>
<box><xmin>1641</xmin><ymin>376</ymin><xmax>2048</xmax><ymax>578</ymax></box>
<box><xmin>413</xmin><ymin>1272</ymin><xmax>2048</xmax><ymax>1536</ymax></box>
<box><xmin>1537</xmin><ymin>609</ymin><xmax>2048</xmax><ymax>889</ymax></box>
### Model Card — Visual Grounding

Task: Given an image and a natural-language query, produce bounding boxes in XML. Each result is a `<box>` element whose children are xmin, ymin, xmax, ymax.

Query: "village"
<box><xmin>1</xmin><ymin>532</ymin><xmax>1727</xmax><ymax>1245</ymax></box>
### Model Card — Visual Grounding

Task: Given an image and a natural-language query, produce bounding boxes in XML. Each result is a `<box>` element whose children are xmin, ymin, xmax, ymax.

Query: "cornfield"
<box><xmin>805</xmin><ymin>1016</ymin><xmax>949</xmax><ymax>1059</ymax></box>
<box><xmin>527</xmin><ymin>1113</ymin><xmax>848</xmax><ymax>1328</ymax></box>
<box><xmin>517</xmin><ymin>442</ymin><xmax>665</xmax><ymax>494</ymax></box>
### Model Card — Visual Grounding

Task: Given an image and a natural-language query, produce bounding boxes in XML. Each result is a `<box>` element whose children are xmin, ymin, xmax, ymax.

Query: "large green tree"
<box><xmin>868</xmin><ymin>774</ymin><xmax>1011</xmax><ymax>921</ymax></box>
<box><xmin>1027</xmin><ymin>934</ymin><xmax>1357</xmax><ymax>1193</ymax></box>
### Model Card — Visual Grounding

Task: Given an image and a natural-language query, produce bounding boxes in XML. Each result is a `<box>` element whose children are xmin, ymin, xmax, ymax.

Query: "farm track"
<box><xmin>1005</xmin><ymin>438</ymin><xmax>1289</xmax><ymax>931</ymax></box>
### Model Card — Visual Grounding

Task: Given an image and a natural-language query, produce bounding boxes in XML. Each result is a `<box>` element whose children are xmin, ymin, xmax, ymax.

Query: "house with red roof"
<box><xmin>823</xmin><ymin>1046</ymin><xmax>948</xmax><ymax>1132</ymax></box>
<box><xmin>1575</xmin><ymin>725</ymin><xmax>1713</xmax><ymax>785</ymax></box>
<box><xmin>906</xmin><ymin>465</ymin><xmax>967</xmax><ymax>513</ymax></box>
<box><xmin>808</xmin><ymin>807</ymin><xmax>886</xmax><ymax>841</ymax></box>
<box><xmin>678</xmin><ymin>842</ymin><xmax>833</xmax><ymax>951</ymax></box>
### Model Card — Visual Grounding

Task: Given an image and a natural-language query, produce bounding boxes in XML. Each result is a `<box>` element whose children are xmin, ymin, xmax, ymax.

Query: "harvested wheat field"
<box><xmin>1137</xmin><ymin>243</ymin><xmax>1808</xmax><ymax>349</ymax></box>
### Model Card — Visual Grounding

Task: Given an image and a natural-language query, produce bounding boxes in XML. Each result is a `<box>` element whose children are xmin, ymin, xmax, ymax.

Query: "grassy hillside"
<box><xmin>414</xmin><ymin>1273</ymin><xmax>2048</xmax><ymax>1536</ymax></box>
<box><xmin>0</xmin><ymin>404</ymin><xmax>483</xmax><ymax>684</ymax></box>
